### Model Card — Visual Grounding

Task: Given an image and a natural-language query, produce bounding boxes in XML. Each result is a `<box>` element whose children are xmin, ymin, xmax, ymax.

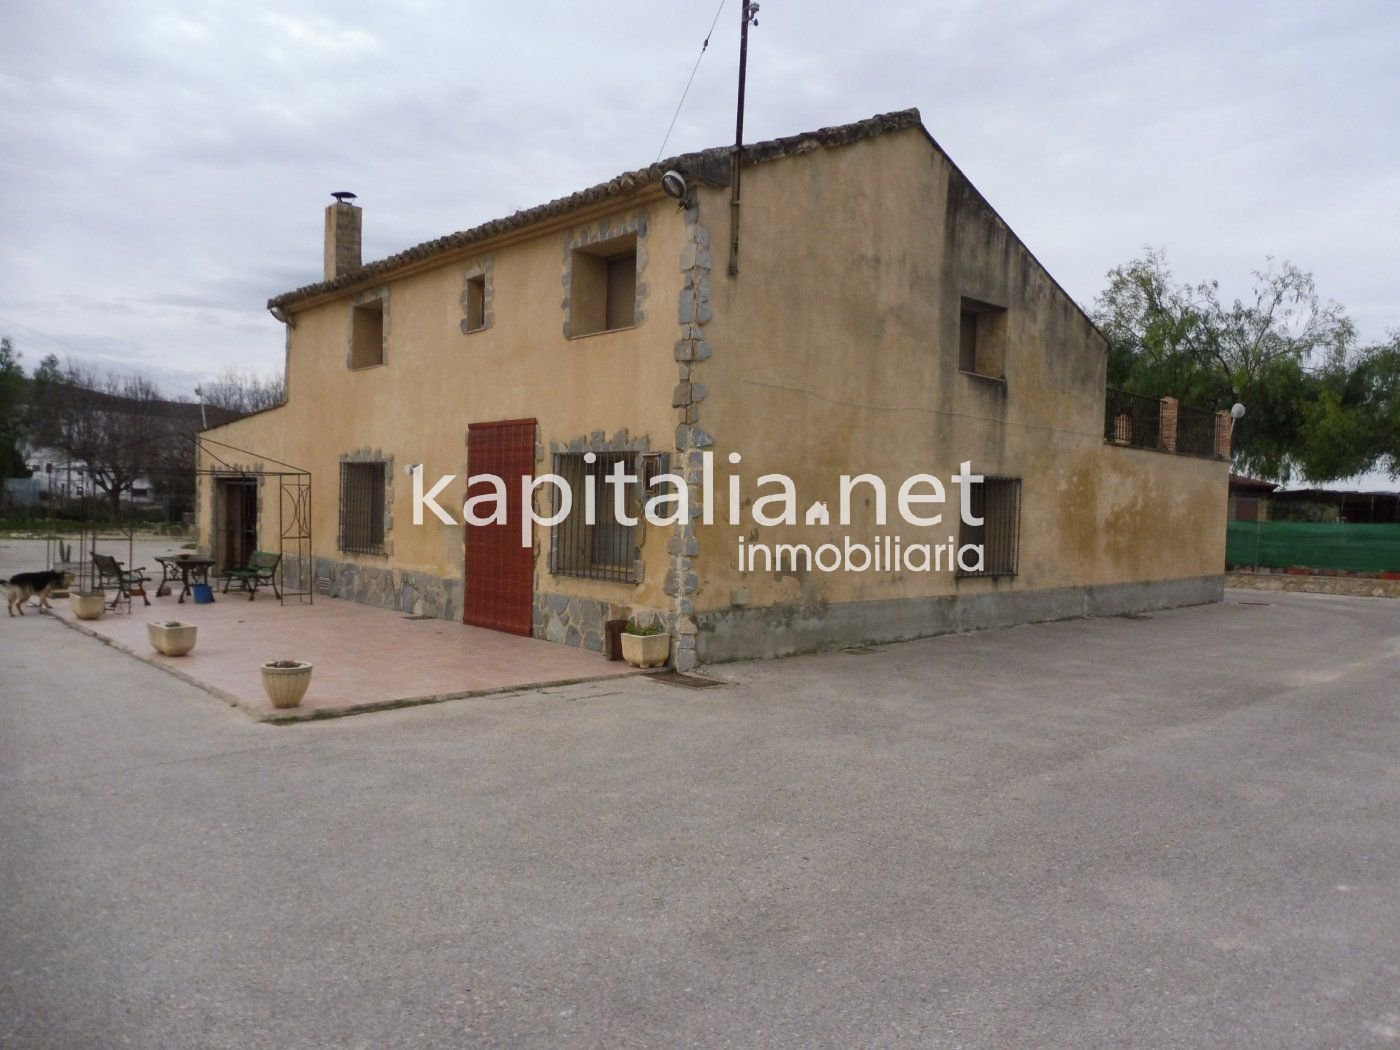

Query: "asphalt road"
<box><xmin>2</xmin><ymin>588</ymin><xmax>1399</xmax><ymax>1048</ymax></box>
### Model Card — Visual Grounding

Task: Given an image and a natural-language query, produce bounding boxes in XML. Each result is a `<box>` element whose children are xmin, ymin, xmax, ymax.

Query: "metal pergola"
<box><xmin>41</xmin><ymin>434</ymin><xmax>313</xmax><ymax>611</ymax></box>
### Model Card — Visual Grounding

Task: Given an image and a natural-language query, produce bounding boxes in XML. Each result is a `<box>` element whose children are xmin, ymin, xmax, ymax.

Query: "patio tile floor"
<box><xmin>51</xmin><ymin>589</ymin><xmax>643</xmax><ymax>722</ymax></box>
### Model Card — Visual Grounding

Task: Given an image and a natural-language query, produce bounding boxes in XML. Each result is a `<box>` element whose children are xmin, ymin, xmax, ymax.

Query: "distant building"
<box><xmin>1271</xmin><ymin>487</ymin><xmax>1400</xmax><ymax>524</ymax></box>
<box><xmin>19</xmin><ymin>447</ymin><xmax>153</xmax><ymax>505</ymax></box>
<box><xmin>1228</xmin><ymin>474</ymin><xmax>1277</xmax><ymax>522</ymax></box>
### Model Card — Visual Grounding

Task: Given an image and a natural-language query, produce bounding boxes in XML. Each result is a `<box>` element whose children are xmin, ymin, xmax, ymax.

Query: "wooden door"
<box><xmin>219</xmin><ymin>479</ymin><xmax>258</xmax><ymax>571</ymax></box>
<box><xmin>464</xmin><ymin>419</ymin><xmax>536</xmax><ymax>635</ymax></box>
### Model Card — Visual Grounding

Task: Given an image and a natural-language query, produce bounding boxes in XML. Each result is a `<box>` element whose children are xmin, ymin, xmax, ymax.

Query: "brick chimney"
<box><xmin>324</xmin><ymin>197</ymin><xmax>362</xmax><ymax>280</ymax></box>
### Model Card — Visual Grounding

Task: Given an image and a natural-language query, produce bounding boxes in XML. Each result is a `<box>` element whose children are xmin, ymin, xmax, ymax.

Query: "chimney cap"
<box><xmin>331</xmin><ymin>191</ymin><xmax>358</xmax><ymax>203</ymax></box>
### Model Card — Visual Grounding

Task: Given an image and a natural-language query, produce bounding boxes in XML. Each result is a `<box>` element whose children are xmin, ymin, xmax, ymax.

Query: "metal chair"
<box><xmin>91</xmin><ymin>552</ymin><xmax>151</xmax><ymax>611</ymax></box>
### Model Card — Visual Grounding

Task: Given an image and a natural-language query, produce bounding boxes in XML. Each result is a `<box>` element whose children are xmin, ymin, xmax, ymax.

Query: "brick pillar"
<box><xmin>1158</xmin><ymin>397</ymin><xmax>1179</xmax><ymax>453</ymax></box>
<box><xmin>1215</xmin><ymin>410</ymin><xmax>1233</xmax><ymax>460</ymax></box>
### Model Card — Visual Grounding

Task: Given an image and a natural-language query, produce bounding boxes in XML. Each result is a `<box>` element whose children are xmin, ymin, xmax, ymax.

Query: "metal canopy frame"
<box><xmin>195</xmin><ymin>435</ymin><xmax>313</xmax><ymax>606</ymax></box>
<box><xmin>34</xmin><ymin>433</ymin><xmax>313</xmax><ymax>609</ymax></box>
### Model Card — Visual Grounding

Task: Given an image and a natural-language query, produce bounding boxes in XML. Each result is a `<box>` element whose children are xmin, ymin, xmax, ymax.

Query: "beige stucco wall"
<box><xmin>200</xmin><ymin>121</ymin><xmax>1226</xmax><ymax>663</ymax></box>
<box><xmin>685</xmin><ymin>128</ymin><xmax>1226</xmax><ymax>614</ymax></box>
<box><xmin>199</xmin><ymin>193</ymin><xmax>688</xmax><ymax>620</ymax></box>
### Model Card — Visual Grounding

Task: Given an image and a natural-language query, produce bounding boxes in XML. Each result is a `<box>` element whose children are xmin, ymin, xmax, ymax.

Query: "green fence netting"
<box><xmin>1226</xmin><ymin>521</ymin><xmax>1400</xmax><ymax>573</ymax></box>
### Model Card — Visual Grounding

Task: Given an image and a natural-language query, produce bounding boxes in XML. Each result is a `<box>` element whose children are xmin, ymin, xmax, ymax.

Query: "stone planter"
<box><xmin>261</xmin><ymin>660</ymin><xmax>313</xmax><ymax>708</ymax></box>
<box><xmin>620</xmin><ymin>632</ymin><xmax>670</xmax><ymax>669</ymax></box>
<box><xmin>148</xmin><ymin>620</ymin><xmax>197</xmax><ymax>657</ymax></box>
<box><xmin>70</xmin><ymin>592</ymin><xmax>105</xmax><ymax>621</ymax></box>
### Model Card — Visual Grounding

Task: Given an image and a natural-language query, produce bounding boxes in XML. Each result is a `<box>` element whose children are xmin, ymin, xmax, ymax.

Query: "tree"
<box><xmin>1299</xmin><ymin>332</ymin><xmax>1400</xmax><ymax>482</ymax></box>
<box><xmin>199</xmin><ymin>368</ymin><xmax>285</xmax><ymax>417</ymax></box>
<box><xmin>0</xmin><ymin>337</ymin><xmax>28</xmax><ymax>478</ymax></box>
<box><xmin>1093</xmin><ymin>251</ymin><xmax>1390</xmax><ymax>483</ymax></box>
<box><xmin>28</xmin><ymin>361</ymin><xmax>184</xmax><ymax>524</ymax></box>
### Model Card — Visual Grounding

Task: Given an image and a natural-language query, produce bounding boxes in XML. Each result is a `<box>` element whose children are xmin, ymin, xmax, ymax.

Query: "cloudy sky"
<box><xmin>2</xmin><ymin>0</ymin><xmax>1396</xmax><ymax>403</ymax></box>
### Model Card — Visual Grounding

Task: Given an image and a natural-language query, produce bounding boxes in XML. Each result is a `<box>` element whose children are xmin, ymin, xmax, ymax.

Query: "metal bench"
<box><xmin>220</xmin><ymin>550</ymin><xmax>282</xmax><ymax>601</ymax></box>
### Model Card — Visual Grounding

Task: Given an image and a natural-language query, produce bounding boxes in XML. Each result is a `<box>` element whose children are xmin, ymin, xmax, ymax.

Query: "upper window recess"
<box><xmin>958</xmin><ymin>297</ymin><xmax>1007</xmax><ymax>379</ymax></box>
<box><xmin>350</xmin><ymin>298</ymin><xmax>385</xmax><ymax>369</ymax></box>
<box><xmin>571</xmin><ymin>233</ymin><xmax>637</xmax><ymax>336</ymax></box>
<box><xmin>463</xmin><ymin>275</ymin><xmax>486</xmax><ymax>333</ymax></box>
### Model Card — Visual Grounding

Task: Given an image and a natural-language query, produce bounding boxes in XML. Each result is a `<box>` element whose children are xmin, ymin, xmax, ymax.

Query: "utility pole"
<box><xmin>728</xmin><ymin>1</ymin><xmax>759</xmax><ymax>277</ymax></box>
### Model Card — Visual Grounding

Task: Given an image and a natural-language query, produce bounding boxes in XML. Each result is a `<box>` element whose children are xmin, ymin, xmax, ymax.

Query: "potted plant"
<box><xmin>148</xmin><ymin>620</ymin><xmax>197</xmax><ymax>656</ymax></box>
<box><xmin>620</xmin><ymin>617</ymin><xmax>670</xmax><ymax>668</ymax></box>
<box><xmin>70</xmin><ymin>591</ymin><xmax>105</xmax><ymax>620</ymax></box>
<box><xmin>261</xmin><ymin>659</ymin><xmax>313</xmax><ymax>708</ymax></box>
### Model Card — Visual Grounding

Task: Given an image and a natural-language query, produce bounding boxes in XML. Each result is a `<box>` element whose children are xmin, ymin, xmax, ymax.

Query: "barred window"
<box><xmin>339</xmin><ymin>461</ymin><xmax>386</xmax><ymax>555</ymax></box>
<box><xmin>550</xmin><ymin>451</ymin><xmax>664</xmax><ymax>582</ymax></box>
<box><xmin>958</xmin><ymin>476</ymin><xmax>1020</xmax><ymax>577</ymax></box>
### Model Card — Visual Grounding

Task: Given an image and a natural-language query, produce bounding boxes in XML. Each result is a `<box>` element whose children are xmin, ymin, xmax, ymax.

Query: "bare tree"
<box><xmin>30</xmin><ymin>362</ymin><xmax>184</xmax><ymax>524</ymax></box>
<box><xmin>199</xmin><ymin>368</ymin><xmax>286</xmax><ymax>417</ymax></box>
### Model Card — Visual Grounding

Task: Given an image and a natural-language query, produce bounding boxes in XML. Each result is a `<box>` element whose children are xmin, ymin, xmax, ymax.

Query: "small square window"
<box><xmin>958</xmin><ymin>297</ymin><xmax>1007</xmax><ymax>378</ymax></box>
<box><xmin>350</xmin><ymin>298</ymin><xmax>385</xmax><ymax>369</ymax></box>
<box><xmin>463</xmin><ymin>275</ymin><xmax>486</xmax><ymax>333</ymax></box>
<box><xmin>958</xmin><ymin>476</ymin><xmax>1020</xmax><ymax>578</ymax></box>
<box><xmin>570</xmin><ymin>234</ymin><xmax>637</xmax><ymax>337</ymax></box>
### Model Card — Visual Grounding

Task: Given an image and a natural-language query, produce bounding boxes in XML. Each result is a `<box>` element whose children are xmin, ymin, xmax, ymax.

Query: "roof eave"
<box><xmin>266</xmin><ymin>108</ymin><xmax>924</xmax><ymax>312</ymax></box>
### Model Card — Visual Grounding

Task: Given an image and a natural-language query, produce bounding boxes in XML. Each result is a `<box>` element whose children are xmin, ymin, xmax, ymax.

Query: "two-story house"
<box><xmin>197</xmin><ymin>108</ymin><xmax>1229</xmax><ymax>670</ymax></box>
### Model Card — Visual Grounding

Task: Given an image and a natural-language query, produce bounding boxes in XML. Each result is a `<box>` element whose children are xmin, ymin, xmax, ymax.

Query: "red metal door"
<box><xmin>465</xmin><ymin>419</ymin><xmax>536</xmax><ymax>635</ymax></box>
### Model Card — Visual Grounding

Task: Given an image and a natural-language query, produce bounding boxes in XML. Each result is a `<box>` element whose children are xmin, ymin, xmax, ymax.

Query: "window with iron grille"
<box><xmin>339</xmin><ymin>461</ymin><xmax>386</xmax><ymax>555</ymax></box>
<box><xmin>958</xmin><ymin>476</ymin><xmax>1021</xmax><ymax>578</ymax></box>
<box><xmin>550</xmin><ymin>451</ymin><xmax>658</xmax><ymax>582</ymax></box>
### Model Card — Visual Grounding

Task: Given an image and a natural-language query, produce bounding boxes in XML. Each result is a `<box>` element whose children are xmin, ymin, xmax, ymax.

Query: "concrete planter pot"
<box><xmin>261</xmin><ymin>660</ymin><xmax>313</xmax><ymax>708</ymax></box>
<box><xmin>70</xmin><ymin>592</ymin><xmax>105</xmax><ymax>621</ymax></box>
<box><xmin>620</xmin><ymin>632</ymin><xmax>670</xmax><ymax>669</ymax></box>
<box><xmin>148</xmin><ymin>620</ymin><xmax>197</xmax><ymax>657</ymax></box>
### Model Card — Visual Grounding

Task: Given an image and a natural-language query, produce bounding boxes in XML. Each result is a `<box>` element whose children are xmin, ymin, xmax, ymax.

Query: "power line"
<box><xmin>0</xmin><ymin>314</ymin><xmax>109</xmax><ymax>361</ymax></box>
<box><xmin>655</xmin><ymin>0</ymin><xmax>728</xmax><ymax>163</ymax></box>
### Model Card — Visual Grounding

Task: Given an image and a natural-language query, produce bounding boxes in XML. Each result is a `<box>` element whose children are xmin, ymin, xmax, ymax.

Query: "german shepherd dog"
<box><xmin>5</xmin><ymin>570</ymin><xmax>73</xmax><ymax>616</ymax></box>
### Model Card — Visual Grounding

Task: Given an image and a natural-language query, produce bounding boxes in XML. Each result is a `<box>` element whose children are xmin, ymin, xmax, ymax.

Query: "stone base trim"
<box><xmin>292</xmin><ymin>557</ymin><xmax>462</xmax><ymax>621</ymax></box>
<box><xmin>534</xmin><ymin>592</ymin><xmax>637</xmax><ymax>653</ymax></box>
<box><xmin>1226</xmin><ymin>571</ymin><xmax>1400</xmax><ymax>599</ymax></box>
<box><xmin>695</xmin><ymin>575</ymin><xmax>1225</xmax><ymax>663</ymax></box>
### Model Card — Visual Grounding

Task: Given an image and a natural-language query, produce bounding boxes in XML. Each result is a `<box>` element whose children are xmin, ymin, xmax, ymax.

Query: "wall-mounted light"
<box><xmin>660</xmin><ymin>170</ymin><xmax>687</xmax><ymax>202</ymax></box>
